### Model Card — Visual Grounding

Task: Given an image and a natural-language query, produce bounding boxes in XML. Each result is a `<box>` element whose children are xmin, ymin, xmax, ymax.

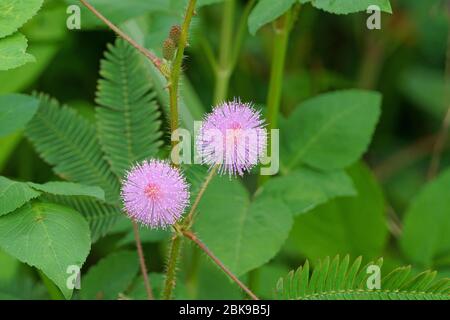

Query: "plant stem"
<box><xmin>182</xmin><ymin>230</ymin><xmax>259</xmax><ymax>300</ymax></box>
<box><xmin>258</xmin><ymin>9</ymin><xmax>293</xmax><ymax>186</ymax></box>
<box><xmin>184</xmin><ymin>164</ymin><xmax>219</xmax><ymax>227</ymax></box>
<box><xmin>213</xmin><ymin>0</ymin><xmax>236</xmax><ymax>105</ymax></box>
<box><xmin>169</xmin><ymin>0</ymin><xmax>197</xmax><ymax>147</ymax></box>
<box><xmin>162</xmin><ymin>233</ymin><xmax>183</xmax><ymax>300</ymax></box>
<box><xmin>79</xmin><ymin>0</ymin><xmax>168</xmax><ymax>78</ymax></box>
<box><xmin>427</xmin><ymin>23</ymin><xmax>450</xmax><ymax>180</ymax></box>
<box><xmin>38</xmin><ymin>269</ymin><xmax>64</xmax><ymax>300</ymax></box>
<box><xmin>132</xmin><ymin>220</ymin><xmax>154</xmax><ymax>300</ymax></box>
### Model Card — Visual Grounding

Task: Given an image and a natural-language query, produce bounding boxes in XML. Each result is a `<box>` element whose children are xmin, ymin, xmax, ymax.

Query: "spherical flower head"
<box><xmin>197</xmin><ymin>99</ymin><xmax>267</xmax><ymax>176</ymax></box>
<box><xmin>121</xmin><ymin>160</ymin><xmax>190</xmax><ymax>228</ymax></box>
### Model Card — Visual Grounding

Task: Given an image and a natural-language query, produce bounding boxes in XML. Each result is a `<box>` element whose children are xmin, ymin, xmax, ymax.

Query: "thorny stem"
<box><xmin>182</xmin><ymin>230</ymin><xmax>259</xmax><ymax>300</ymax></box>
<box><xmin>169</xmin><ymin>0</ymin><xmax>197</xmax><ymax>148</ymax></box>
<box><xmin>162</xmin><ymin>233</ymin><xmax>183</xmax><ymax>300</ymax></box>
<box><xmin>132</xmin><ymin>220</ymin><xmax>154</xmax><ymax>300</ymax></box>
<box><xmin>427</xmin><ymin>22</ymin><xmax>450</xmax><ymax>180</ymax></box>
<box><xmin>79</xmin><ymin>0</ymin><xmax>168</xmax><ymax>78</ymax></box>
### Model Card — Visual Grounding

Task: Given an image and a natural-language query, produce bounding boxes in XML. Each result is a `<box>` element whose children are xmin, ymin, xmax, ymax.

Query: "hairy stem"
<box><xmin>79</xmin><ymin>0</ymin><xmax>168</xmax><ymax>77</ymax></box>
<box><xmin>182</xmin><ymin>230</ymin><xmax>259</xmax><ymax>300</ymax></box>
<box><xmin>427</xmin><ymin>23</ymin><xmax>450</xmax><ymax>179</ymax></box>
<box><xmin>169</xmin><ymin>0</ymin><xmax>197</xmax><ymax>147</ymax></box>
<box><xmin>162</xmin><ymin>234</ymin><xmax>183</xmax><ymax>300</ymax></box>
<box><xmin>132</xmin><ymin>220</ymin><xmax>154</xmax><ymax>300</ymax></box>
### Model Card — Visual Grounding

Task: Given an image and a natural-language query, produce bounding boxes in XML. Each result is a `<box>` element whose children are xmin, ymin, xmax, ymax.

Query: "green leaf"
<box><xmin>128</xmin><ymin>273</ymin><xmax>188</xmax><ymax>300</ymax></box>
<box><xmin>196</xmin><ymin>177</ymin><xmax>293</xmax><ymax>276</ymax></box>
<box><xmin>286</xmin><ymin>163</ymin><xmax>388</xmax><ymax>261</ymax></box>
<box><xmin>0</xmin><ymin>202</ymin><xmax>91</xmax><ymax>299</ymax></box>
<box><xmin>0</xmin><ymin>33</ymin><xmax>35</xmax><ymax>71</ymax></box>
<box><xmin>248</xmin><ymin>0</ymin><xmax>296</xmax><ymax>35</ymax></box>
<box><xmin>28</xmin><ymin>181</ymin><xmax>105</xmax><ymax>200</ymax></box>
<box><xmin>0</xmin><ymin>94</ymin><xmax>39</xmax><ymax>137</ymax></box>
<box><xmin>258</xmin><ymin>167</ymin><xmax>356</xmax><ymax>215</ymax></box>
<box><xmin>80</xmin><ymin>251</ymin><xmax>139</xmax><ymax>300</ymax></box>
<box><xmin>0</xmin><ymin>176</ymin><xmax>40</xmax><ymax>217</ymax></box>
<box><xmin>401</xmin><ymin>169</ymin><xmax>450</xmax><ymax>267</ymax></box>
<box><xmin>283</xmin><ymin>90</ymin><xmax>381</xmax><ymax>172</ymax></box>
<box><xmin>45</xmin><ymin>195</ymin><xmax>122</xmax><ymax>242</ymax></box>
<box><xmin>25</xmin><ymin>95</ymin><xmax>120</xmax><ymax>203</ymax></box>
<box><xmin>301</xmin><ymin>0</ymin><xmax>392</xmax><ymax>15</ymax></box>
<box><xmin>0</xmin><ymin>0</ymin><xmax>44</xmax><ymax>38</ymax></box>
<box><xmin>276</xmin><ymin>255</ymin><xmax>450</xmax><ymax>300</ymax></box>
<box><xmin>96</xmin><ymin>39</ymin><xmax>162</xmax><ymax>179</ymax></box>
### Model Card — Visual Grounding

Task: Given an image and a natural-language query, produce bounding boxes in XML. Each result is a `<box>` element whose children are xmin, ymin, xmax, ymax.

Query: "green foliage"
<box><xmin>401</xmin><ymin>169</ymin><xmax>450</xmax><ymax>267</ymax></box>
<box><xmin>80</xmin><ymin>251</ymin><xmax>139</xmax><ymax>300</ymax></box>
<box><xmin>0</xmin><ymin>176</ymin><xmax>40</xmax><ymax>216</ymax></box>
<box><xmin>258</xmin><ymin>167</ymin><xmax>356</xmax><ymax>215</ymax></box>
<box><xmin>300</xmin><ymin>0</ymin><xmax>392</xmax><ymax>15</ymax></box>
<box><xmin>0</xmin><ymin>33</ymin><xmax>35</xmax><ymax>71</ymax></box>
<box><xmin>0</xmin><ymin>0</ymin><xmax>44</xmax><ymax>38</ymax></box>
<box><xmin>96</xmin><ymin>39</ymin><xmax>162</xmax><ymax>179</ymax></box>
<box><xmin>196</xmin><ymin>177</ymin><xmax>293</xmax><ymax>276</ymax></box>
<box><xmin>0</xmin><ymin>94</ymin><xmax>39</xmax><ymax>136</ymax></box>
<box><xmin>27</xmin><ymin>181</ymin><xmax>105</xmax><ymax>200</ymax></box>
<box><xmin>248</xmin><ymin>0</ymin><xmax>297</xmax><ymax>35</ymax></box>
<box><xmin>128</xmin><ymin>273</ymin><xmax>188</xmax><ymax>299</ymax></box>
<box><xmin>282</xmin><ymin>90</ymin><xmax>381</xmax><ymax>172</ymax></box>
<box><xmin>286</xmin><ymin>163</ymin><xmax>388</xmax><ymax>261</ymax></box>
<box><xmin>0</xmin><ymin>202</ymin><xmax>91</xmax><ymax>299</ymax></box>
<box><xmin>25</xmin><ymin>95</ymin><xmax>120</xmax><ymax>203</ymax></box>
<box><xmin>276</xmin><ymin>255</ymin><xmax>450</xmax><ymax>300</ymax></box>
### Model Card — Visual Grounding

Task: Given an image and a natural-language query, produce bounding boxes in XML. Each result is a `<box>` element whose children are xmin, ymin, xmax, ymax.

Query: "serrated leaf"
<box><xmin>25</xmin><ymin>95</ymin><xmax>120</xmax><ymax>202</ymax></box>
<box><xmin>248</xmin><ymin>0</ymin><xmax>296</xmax><ymax>35</ymax></box>
<box><xmin>286</xmin><ymin>163</ymin><xmax>388</xmax><ymax>261</ymax></box>
<box><xmin>80</xmin><ymin>251</ymin><xmax>139</xmax><ymax>300</ymax></box>
<box><xmin>0</xmin><ymin>33</ymin><xmax>35</xmax><ymax>71</ymax></box>
<box><xmin>282</xmin><ymin>90</ymin><xmax>381</xmax><ymax>172</ymax></box>
<box><xmin>302</xmin><ymin>0</ymin><xmax>392</xmax><ymax>15</ymax></box>
<box><xmin>400</xmin><ymin>169</ymin><xmax>450</xmax><ymax>267</ymax></box>
<box><xmin>0</xmin><ymin>94</ymin><xmax>39</xmax><ymax>137</ymax></box>
<box><xmin>0</xmin><ymin>176</ymin><xmax>40</xmax><ymax>216</ymax></box>
<box><xmin>0</xmin><ymin>0</ymin><xmax>44</xmax><ymax>38</ymax></box>
<box><xmin>258</xmin><ymin>167</ymin><xmax>356</xmax><ymax>215</ymax></box>
<box><xmin>0</xmin><ymin>202</ymin><xmax>91</xmax><ymax>299</ymax></box>
<box><xmin>96</xmin><ymin>39</ymin><xmax>162</xmax><ymax>179</ymax></box>
<box><xmin>196</xmin><ymin>177</ymin><xmax>293</xmax><ymax>276</ymax></box>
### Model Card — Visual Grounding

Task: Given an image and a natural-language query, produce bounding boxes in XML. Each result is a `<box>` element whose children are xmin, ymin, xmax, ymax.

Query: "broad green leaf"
<box><xmin>196</xmin><ymin>177</ymin><xmax>293</xmax><ymax>276</ymax></box>
<box><xmin>258</xmin><ymin>167</ymin><xmax>356</xmax><ymax>215</ymax></box>
<box><xmin>0</xmin><ymin>202</ymin><xmax>91</xmax><ymax>299</ymax></box>
<box><xmin>27</xmin><ymin>181</ymin><xmax>105</xmax><ymax>200</ymax></box>
<box><xmin>401</xmin><ymin>169</ymin><xmax>450</xmax><ymax>267</ymax></box>
<box><xmin>301</xmin><ymin>0</ymin><xmax>392</xmax><ymax>15</ymax></box>
<box><xmin>80</xmin><ymin>251</ymin><xmax>139</xmax><ymax>300</ymax></box>
<box><xmin>400</xmin><ymin>67</ymin><xmax>447</xmax><ymax>119</ymax></box>
<box><xmin>96</xmin><ymin>39</ymin><xmax>162</xmax><ymax>179</ymax></box>
<box><xmin>198</xmin><ymin>0</ymin><xmax>224</xmax><ymax>6</ymax></box>
<box><xmin>283</xmin><ymin>90</ymin><xmax>381</xmax><ymax>172</ymax></box>
<box><xmin>248</xmin><ymin>0</ymin><xmax>297</xmax><ymax>35</ymax></box>
<box><xmin>286</xmin><ymin>163</ymin><xmax>388</xmax><ymax>261</ymax></box>
<box><xmin>0</xmin><ymin>94</ymin><xmax>39</xmax><ymax>137</ymax></box>
<box><xmin>45</xmin><ymin>195</ymin><xmax>122</xmax><ymax>242</ymax></box>
<box><xmin>25</xmin><ymin>95</ymin><xmax>120</xmax><ymax>202</ymax></box>
<box><xmin>0</xmin><ymin>176</ymin><xmax>40</xmax><ymax>216</ymax></box>
<box><xmin>0</xmin><ymin>33</ymin><xmax>35</xmax><ymax>71</ymax></box>
<box><xmin>0</xmin><ymin>0</ymin><xmax>44</xmax><ymax>38</ymax></box>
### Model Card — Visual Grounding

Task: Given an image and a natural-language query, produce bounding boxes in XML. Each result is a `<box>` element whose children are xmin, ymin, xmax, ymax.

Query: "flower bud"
<box><xmin>169</xmin><ymin>25</ymin><xmax>181</xmax><ymax>45</ymax></box>
<box><xmin>163</xmin><ymin>38</ymin><xmax>176</xmax><ymax>61</ymax></box>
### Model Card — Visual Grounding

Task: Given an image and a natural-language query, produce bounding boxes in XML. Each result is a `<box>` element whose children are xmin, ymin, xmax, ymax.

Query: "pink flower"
<box><xmin>121</xmin><ymin>160</ymin><xmax>189</xmax><ymax>228</ymax></box>
<box><xmin>197</xmin><ymin>99</ymin><xmax>267</xmax><ymax>176</ymax></box>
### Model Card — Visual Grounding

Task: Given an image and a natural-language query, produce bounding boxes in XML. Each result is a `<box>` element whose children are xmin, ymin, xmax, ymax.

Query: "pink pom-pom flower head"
<box><xmin>121</xmin><ymin>160</ymin><xmax>190</xmax><ymax>228</ymax></box>
<box><xmin>197</xmin><ymin>99</ymin><xmax>267</xmax><ymax>176</ymax></box>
